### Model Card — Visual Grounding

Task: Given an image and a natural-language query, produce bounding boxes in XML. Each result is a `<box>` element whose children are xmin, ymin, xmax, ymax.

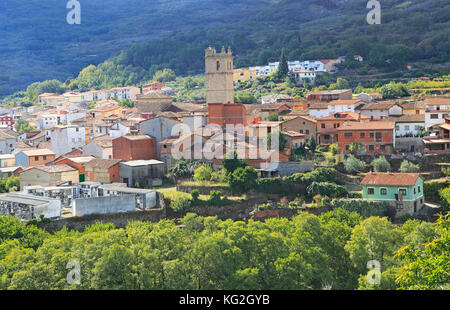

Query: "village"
<box><xmin>0</xmin><ymin>46</ymin><xmax>448</xmax><ymax>225</ymax></box>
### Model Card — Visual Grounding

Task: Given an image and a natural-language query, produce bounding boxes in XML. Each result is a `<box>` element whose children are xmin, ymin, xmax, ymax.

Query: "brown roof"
<box><xmin>22</xmin><ymin>164</ymin><xmax>76</xmax><ymax>174</ymax></box>
<box><xmin>318</xmin><ymin>112</ymin><xmax>369</xmax><ymax>121</ymax></box>
<box><xmin>328</xmin><ymin>99</ymin><xmax>363</xmax><ymax>106</ymax></box>
<box><xmin>361</xmin><ymin>172</ymin><xmax>420</xmax><ymax>186</ymax></box>
<box><xmin>359</xmin><ymin>103</ymin><xmax>398</xmax><ymax>110</ymax></box>
<box><xmin>338</xmin><ymin>121</ymin><xmax>395</xmax><ymax>131</ymax></box>
<box><xmin>84</xmin><ymin>159</ymin><xmax>122</xmax><ymax>168</ymax></box>
<box><xmin>424</xmin><ymin>97</ymin><xmax>450</xmax><ymax>106</ymax></box>
<box><xmin>401</xmin><ymin>101</ymin><xmax>426</xmax><ymax>110</ymax></box>
<box><xmin>383</xmin><ymin>114</ymin><xmax>425</xmax><ymax>123</ymax></box>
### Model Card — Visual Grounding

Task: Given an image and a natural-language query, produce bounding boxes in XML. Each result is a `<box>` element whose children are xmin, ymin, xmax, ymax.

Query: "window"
<box><xmin>368</xmin><ymin>188</ymin><xmax>375</xmax><ymax>195</ymax></box>
<box><xmin>43</xmin><ymin>155</ymin><xmax>46</xmax><ymax>160</ymax></box>
<box><xmin>404</xmin><ymin>125</ymin><xmax>410</xmax><ymax>131</ymax></box>
<box><xmin>370</xmin><ymin>132</ymin><xmax>374</xmax><ymax>138</ymax></box>
<box><xmin>300</xmin><ymin>130</ymin><xmax>304</xmax><ymax>133</ymax></box>
<box><xmin>35</xmin><ymin>156</ymin><xmax>39</xmax><ymax>161</ymax></box>
<box><xmin>418</xmin><ymin>185</ymin><xmax>421</xmax><ymax>193</ymax></box>
<box><xmin>216</xmin><ymin>61</ymin><xmax>220</xmax><ymax>71</ymax></box>
<box><xmin>397</xmin><ymin>204</ymin><xmax>403</xmax><ymax>209</ymax></box>
<box><xmin>380</xmin><ymin>188</ymin><xmax>387</xmax><ymax>195</ymax></box>
<box><xmin>360</xmin><ymin>132</ymin><xmax>365</xmax><ymax>138</ymax></box>
<box><xmin>431</xmin><ymin>114</ymin><xmax>438</xmax><ymax>119</ymax></box>
<box><xmin>305</xmin><ymin>130</ymin><xmax>309</xmax><ymax>134</ymax></box>
<box><xmin>415</xmin><ymin>125</ymin><xmax>421</xmax><ymax>130</ymax></box>
<box><xmin>376</xmin><ymin>132</ymin><xmax>382</xmax><ymax>142</ymax></box>
<box><xmin>395</xmin><ymin>125</ymin><xmax>400</xmax><ymax>131</ymax></box>
<box><xmin>414</xmin><ymin>187</ymin><xmax>416</xmax><ymax>194</ymax></box>
<box><xmin>399</xmin><ymin>189</ymin><xmax>407</xmax><ymax>195</ymax></box>
<box><xmin>368</xmin><ymin>145</ymin><xmax>375</xmax><ymax>151</ymax></box>
<box><xmin>321</xmin><ymin>123</ymin><xmax>325</xmax><ymax>128</ymax></box>
<box><xmin>344</xmin><ymin>132</ymin><xmax>353</xmax><ymax>139</ymax></box>
<box><xmin>345</xmin><ymin>145</ymin><xmax>350</xmax><ymax>151</ymax></box>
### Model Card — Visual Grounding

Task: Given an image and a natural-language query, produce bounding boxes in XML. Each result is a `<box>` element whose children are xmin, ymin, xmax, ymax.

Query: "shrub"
<box><xmin>344</xmin><ymin>155</ymin><xmax>366</xmax><ymax>174</ymax></box>
<box><xmin>330</xmin><ymin>143</ymin><xmax>338</xmax><ymax>155</ymax></box>
<box><xmin>170</xmin><ymin>196</ymin><xmax>191</xmax><ymax>213</ymax></box>
<box><xmin>330</xmin><ymin>198</ymin><xmax>388</xmax><ymax>218</ymax></box>
<box><xmin>208</xmin><ymin>190</ymin><xmax>222</xmax><ymax>205</ymax></box>
<box><xmin>211</xmin><ymin>169</ymin><xmax>228</xmax><ymax>183</ymax></box>
<box><xmin>307</xmin><ymin>182</ymin><xmax>348</xmax><ymax>198</ymax></box>
<box><xmin>193</xmin><ymin>164</ymin><xmax>213</xmax><ymax>182</ymax></box>
<box><xmin>399</xmin><ymin>160</ymin><xmax>420</xmax><ymax>173</ymax></box>
<box><xmin>229</xmin><ymin>166</ymin><xmax>258</xmax><ymax>194</ymax></box>
<box><xmin>439</xmin><ymin>188</ymin><xmax>450</xmax><ymax>212</ymax></box>
<box><xmin>190</xmin><ymin>189</ymin><xmax>200</xmax><ymax>205</ymax></box>
<box><xmin>423</xmin><ymin>181</ymin><xmax>441</xmax><ymax>202</ymax></box>
<box><xmin>371</xmin><ymin>156</ymin><xmax>391</xmax><ymax>172</ymax></box>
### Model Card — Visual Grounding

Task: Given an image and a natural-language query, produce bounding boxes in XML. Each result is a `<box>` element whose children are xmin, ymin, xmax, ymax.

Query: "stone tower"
<box><xmin>205</xmin><ymin>46</ymin><xmax>234</xmax><ymax>104</ymax></box>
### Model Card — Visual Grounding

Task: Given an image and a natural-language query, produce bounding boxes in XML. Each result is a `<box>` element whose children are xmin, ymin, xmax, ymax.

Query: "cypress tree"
<box><xmin>277</xmin><ymin>49</ymin><xmax>289</xmax><ymax>78</ymax></box>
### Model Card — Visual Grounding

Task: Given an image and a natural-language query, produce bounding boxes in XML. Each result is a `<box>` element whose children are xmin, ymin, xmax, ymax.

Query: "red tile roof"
<box><xmin>361</xmin><ymin>172</ymin><xmax>420</xmax><ymax>186</ymax></box>
<box><xmin>338</xmin><ymin>121</ymin><xmax>395</xmax><ymax>131</ymax></box>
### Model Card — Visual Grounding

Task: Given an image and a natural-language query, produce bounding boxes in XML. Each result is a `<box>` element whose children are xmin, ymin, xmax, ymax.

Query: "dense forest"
<box><xmin>1</xmin><ymin>0</ymin><xmax>449</xmax><ymax>96</ymax></box>
<box><xmin>0</xmin><ymin>211</ymin><xmax>448</xmax><ymax>290</ymax></box>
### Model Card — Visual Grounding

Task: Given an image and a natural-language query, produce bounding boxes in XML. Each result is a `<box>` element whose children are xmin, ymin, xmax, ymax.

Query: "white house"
<box><xmin>49</xmin><ymin>125</ymin><xmax>86</xmax><ymax>156</ymax></box>
<box><xmin>424</xmin><ymin>98</ymin><xmax>450</xmax><ymax>131</ymax></box>
<box><xmin>309</xmin><ymin>100</ymin><xmax>364</xmax><ymax>118</ymax></box>
<box><xmin>358</xmin><ymin>102</ymin><xmax>403</xmax><ymax>120</ymax></box>
<box><xmin>384</xmin><ymin>115</ymin><xmax>425</xmax><ymax>137</ymax></box>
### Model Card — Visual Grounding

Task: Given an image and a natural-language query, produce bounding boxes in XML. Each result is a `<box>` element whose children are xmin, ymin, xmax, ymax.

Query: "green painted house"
<box><xmin>361</xmin><ymin>172</ymin><xmax>424</xmax><ymax>217</ymax></box>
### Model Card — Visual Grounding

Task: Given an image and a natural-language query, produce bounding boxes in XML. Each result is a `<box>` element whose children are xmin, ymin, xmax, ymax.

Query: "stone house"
<box><xmin>19</xmin><ymin>164</ymin><xmax>79</xmax><ymax>190</ymax></box>
<box><xmin>83</xmin><ymin>159</ymin><xmax>122</xmax><ymax>184</ymax></box>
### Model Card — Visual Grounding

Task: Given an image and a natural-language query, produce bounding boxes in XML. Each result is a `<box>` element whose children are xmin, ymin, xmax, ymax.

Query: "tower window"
<box><xmin>217</xmin><ymin>61</ymin><xmax>220</xmax><ymax>71</ymax></box>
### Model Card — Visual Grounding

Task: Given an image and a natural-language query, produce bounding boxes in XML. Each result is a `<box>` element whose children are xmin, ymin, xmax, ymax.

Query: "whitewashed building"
<box><xmin>49</xmin><ymin>125</ymin><xmax>86</xmax><ymax>156</ymax></box>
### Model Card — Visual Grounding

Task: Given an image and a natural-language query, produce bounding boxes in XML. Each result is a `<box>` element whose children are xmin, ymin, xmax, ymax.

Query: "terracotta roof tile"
<box><xmin>361</xmin><ymin>172</ymin><xmax>420</xmax><ymax>186</ymax></box>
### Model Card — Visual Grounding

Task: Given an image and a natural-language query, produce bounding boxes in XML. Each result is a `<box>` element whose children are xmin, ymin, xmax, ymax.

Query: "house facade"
<box><xmin>361</xmin><ymin>172</ymin><xmax>424</xmax><ymax>217</ymax></box>
<box><xmin>337</xmin><ymin>121</ymin><xmax>395</xmax><ymax>154</ymax></box>
<box><xmin>15</xmin><ymin>149</ymin><xmax>56</xmax><ymax>167</ymax></box>
<box><xmin>112</xmin><ymin>135</ymin><xmax>157</xmax><ymax>161</ymax></box>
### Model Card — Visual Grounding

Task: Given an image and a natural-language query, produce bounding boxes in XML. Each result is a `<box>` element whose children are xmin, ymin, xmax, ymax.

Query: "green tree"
<box><xmin>307</xmin><ymin>136</ymin><xmax>317</xmax><ymax>153</ymax></box>
<box><xmin>193</xmin><ymin>164</ymin><xmax>213</xmax><ymax>182</ymax></box>
<box><xmin>222</xmin><ymin>151</ymin><xmax>247</xmax><ymax>174</ymax></box>
<box><xmin>345</xmin><ymin>217</ymin><xmax>404</xmax><ymax>274</ymax></box>
<box><xmin>267</xmin><ymin>112</ymin><xmax>279</xmax><ymax>121</ymax></box>
<box><xmin>14</xmin><ymin>119</ymin><xmax>36</xmax><ymax>134</ymax></box>
<box><xmin>228</xmin><ymin>166</ymin><xmax>258</xmax><ymax>194</ymax></box>
<box><xmin>371</xmin><ymin>156</ymin><xmax>391</xmax><ymax>172</ymax></box>
<box><xmin>344</xmin><ymin>155</ymin><xmax>366</xmax><ymax>174</ymax></box>
<box><xmin>277</xmin><ymin>49</ymin><xmax>289</xmax><ymax>79</ymax></box>
<box><xmin>153</xmin><ymin>68</ymin><xmax>176</xmax><ymax>82</ymax></box>
<box><xmin>399</xmin><ymin>160</ymin><xmax>420</xmax><ymax>173</ymax></box>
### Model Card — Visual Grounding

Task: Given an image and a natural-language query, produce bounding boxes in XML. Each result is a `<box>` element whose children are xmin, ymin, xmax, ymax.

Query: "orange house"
<box><xmin>15</xmin><ymin>149</ymin><xmax>56</xmax><ymax>167</ymax></box>
<box><xmin>54</xmin><ymin>155</ymin><xmax>95</xmax><ymax>182</ymax></box>
<box><xmin>337</xmin><ymin>121</ymin><xmax>395</xmax><ymax>154</ymax></box>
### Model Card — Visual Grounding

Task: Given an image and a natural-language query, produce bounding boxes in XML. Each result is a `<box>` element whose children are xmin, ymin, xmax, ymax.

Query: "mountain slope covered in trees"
<box><xmin>1</xmin><ymin>0</ymin><xmax>449</xmax><ymax>96</ymax></box>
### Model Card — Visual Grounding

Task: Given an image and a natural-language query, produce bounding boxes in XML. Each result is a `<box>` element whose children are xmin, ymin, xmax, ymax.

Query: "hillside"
<box><xmin>1</xmin><ymin>0</ymin><xmax>449</xmax><ymax>96</ymax></box>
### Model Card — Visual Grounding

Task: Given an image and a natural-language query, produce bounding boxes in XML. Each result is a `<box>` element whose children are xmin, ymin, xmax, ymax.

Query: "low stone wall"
<box><xmin>177</xmin><ymin>184</ymin><xmax>233</xmax><ymax>196</ymax></box>
<box><xmin>39</xmin><ymin>208</ymin><xmax>166</xmax><ymax>232</ymax></box>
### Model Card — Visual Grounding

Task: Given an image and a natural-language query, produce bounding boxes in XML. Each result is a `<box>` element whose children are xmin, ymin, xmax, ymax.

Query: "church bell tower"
<box><xmin>205</xmin><ymin>46</ymin><xmax>234</xmax><ymax>104</ymax></box>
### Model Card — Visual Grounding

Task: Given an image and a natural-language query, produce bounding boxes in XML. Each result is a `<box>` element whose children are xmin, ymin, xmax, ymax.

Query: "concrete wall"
<box><xmin>73</xmin><ymin>194</ymin><xmax>136</xmax><ymax>216</ymax></box>
<box><xmin>35</xmin><ymin>200</ymin><xmax>61</xmax><ymax>218</ymax></box>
